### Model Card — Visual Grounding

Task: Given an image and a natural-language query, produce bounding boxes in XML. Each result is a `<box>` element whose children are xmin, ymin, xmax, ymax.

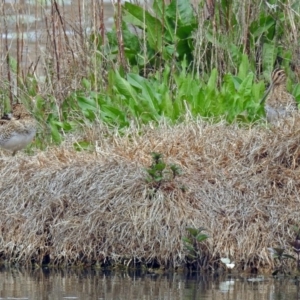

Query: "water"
<box><xmin>0</xmin><ymin>267</ymin><xmax>300</xmax><ymax>300</ymax></box>
<box><xmin>0</xmin><ymin>0</ymin><xmax>154</xmax><ymax>79</ymax></box>
<box><xmin>0</xmin><ymin>0</ymin><xmax>119</xmax><ymax>77</ymax></box>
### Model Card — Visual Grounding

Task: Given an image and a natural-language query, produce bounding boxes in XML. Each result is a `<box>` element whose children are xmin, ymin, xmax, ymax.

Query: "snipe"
<box><xmin>0</xmin><ymin>103</ymin><xmax>36</xmax><ymax>156</ymax></box>
<box><xmin>260</xmin><ymin>68</ymin><xmax>298</xmax><ymax>123</ymax></box>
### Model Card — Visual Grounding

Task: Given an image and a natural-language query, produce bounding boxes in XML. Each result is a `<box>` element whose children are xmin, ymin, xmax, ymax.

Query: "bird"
<box><xmin>0</xmin><ymin>103</ymin><xmax>36</xmax><ymax>156</ymax></box>
<box><xmin>260</xmin><ymin>68</ymin><xmax>298</xmax><ymax>123</ymax></box>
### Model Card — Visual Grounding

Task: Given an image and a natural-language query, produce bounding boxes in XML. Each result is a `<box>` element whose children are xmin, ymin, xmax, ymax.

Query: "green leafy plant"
<box><xmin>103</xmin><ymin>0</ymin><xmax>197</xmax><ymax>72</ymax></box>
<box><xmin>145</xmin><ymin>152</ymin><xmax>182</xmax><ymax>192</ymax></box>
<box><xmin>183</xmin><ymin>227</ymin><xmax>209</xmax><ymax>270</ymax></box>
<box><xmin>146</xmin><ymin>152</ymin><xmax>166</xmax><ymax>185</ymax></box>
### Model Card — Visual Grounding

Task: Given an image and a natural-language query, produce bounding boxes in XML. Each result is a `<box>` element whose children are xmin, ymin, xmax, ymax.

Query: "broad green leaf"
<box><xmin>50</xmin><ymin>120</ymin><xmax>73</xmax><ymax>131</ymax></box>
<box><xmin>176</xmin><ymin>38</ymin><xmax>194</xmax><ymax>61</ymax></box>
<box><xmin>207</xmin><ymin>69</ymin><xmax>218</xmax><ymax>92</ymax></box>
<box><xmin>77</xmin><ymin>95</ymin><xmax>98</xmax><ymax>112</ymax></box>
<box><xmin>127</xmin><ymin>73</ymin><xmax>161</xmax><ymax>118</ymax></box>
<box><xmin>122</xmin><ymin>3</ymin><xmax>145</xmax><ymax>28</ymax></box>
<box><xmin>223</xmin><ymin>74</ymin><xmax>236</xmax><ymax>96</ymax></box>
<box><xmin>185</xmin><ymin>244</ymin><xmax>196</xmax><ymax>255</ymax></box>
<box><xmin>249</xmin><ymin>15</ymin><xmax>275</xmax><ymax>38</ymax></box>
<box><xmin>122</xmin><ymin>22</ymin><xmax>141</xmax><ymax>63</ymax></box>
<box><xmin>114</xmin><ymin>71</ymin><xmax>138</xmax><ymax>103</ymax></box>
<box><xmin>154</xmin><ymin>176</ymin><xmax>164</xmax><ymax>182</ymax></box>
<box><xmin>293</xmin><ymin>83</ymin><xmax>300</xmax><ymax>103</ymax></box>
<box><xmin>153</xmin><ymin>0</ymin><xmax>174</xmax><ymax>41</ymax></box>
<box><xmin>196</xmin><ymin>234</ymin><xmax>208</xmax><ymax>242</ymax></box>
<box><xmin>238</xmin><ymin>73</ymin><xmax>254</xmax><ymax>100</ymax></box>
<box><xmin>100</xmin><ymin>105</ymin><xmax>129</xmax><ymax>126</ymax></box>
<box><xmin>145</xmin><ymin>14</ymin><xmax>163</xmax><ymax>51</ymax></box>
<box><xmin>262</xmin><ymin>42</ymin><xmax>277</xmax><ymax>74</ymax></box>
<box><xmin>186</xmin><ymin>227</ymin><xmax>199</xmax><ymax>237</ymax></box>
<box><xmin>147</xmin><ymin>169</ymin><xmax>158</xmax><ymax>176</ymax></box>
<box><xmin>154</xmin><ymin>162</ymin><xmax>166</xmax><ymax>171</ymax></box>
<box><xmin>50</xmin><ymin>121</ymin><xmax>62</xmax><ymax>144</ymax></box>
<box><xmin>229</xmin><ymin>44</ymin><xmax>242</xmax><ymax>65</ymax></box>
<box><xmin>161</xmin><ymin>91</ymin><xmax>174</xmax><ymax>120</ymax></box>
<box><xmin>34</xmin><ymin>95</ymin><xmax>46</xmax><ymax>112</ymax></box>
<box><xmin>167</xmin><ymin>0</ymin><xmax>195</xmax><ymax>26</ymax></box>
<box><xmin>127</xmin><ymin>73</ymin><xmax>145</xmax><ymax>90</ymax></box>
<box><xmin>82</xmin><ymin>78</ymin><xmax>91</xmax><ymax>90</ymax></box>
<box><xmin>238</xmin><ymin>55</ymin><xmax>250</xmax><ymax>80</ymax></box>
<box><xmin>252</xmin><ymin>81</ymin><xmax>266</xmax><ymax>103</ymax></box>
<box><xmin>73</xmin><ymin>141</ymin><xmax>93</xmax><ymax>151</ymax></box>
<box><xmin>123</xmin><ymin>2</ymin><xmax>163</xmax><ymax>51</ymax></box>
<box><xmin>152</xmin><ymin>0</ymin><xmax>164</xmax><ymax>18</ymax></box>
<box><xmin>182</xmin><ymin>237</ymin><xmax>192</xmax><ymax>244</ymax></box>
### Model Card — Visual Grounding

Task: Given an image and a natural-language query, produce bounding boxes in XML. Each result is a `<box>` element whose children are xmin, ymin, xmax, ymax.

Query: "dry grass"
<box><xmin>1</xmin><ymin>116</ymin><xmax>300</xmax><ymax>271</ymax></box>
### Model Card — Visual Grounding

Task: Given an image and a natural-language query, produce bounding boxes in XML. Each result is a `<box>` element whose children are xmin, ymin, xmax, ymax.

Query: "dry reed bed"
<box><xmin>1</xmin><ymin>118</ymin><xmax>300</xmax><ymax>270</ymax></box>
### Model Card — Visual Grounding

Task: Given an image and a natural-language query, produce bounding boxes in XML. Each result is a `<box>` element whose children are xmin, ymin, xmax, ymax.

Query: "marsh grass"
<box><xmin>1</xmin><ymin>116</ymin><xmax>300</xmax><ymax>271</ymax></box>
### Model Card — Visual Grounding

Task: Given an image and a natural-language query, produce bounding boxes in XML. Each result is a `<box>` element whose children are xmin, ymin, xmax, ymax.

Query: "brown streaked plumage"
<box><xmin>0</xmin><ymin>103</ymin><xmax>36</xmax><ymax>156</ymax></box>
<box><xmin>261</xmin><ymin>68</ymin><xmax>297</xmax><ymax>123</ymax></box>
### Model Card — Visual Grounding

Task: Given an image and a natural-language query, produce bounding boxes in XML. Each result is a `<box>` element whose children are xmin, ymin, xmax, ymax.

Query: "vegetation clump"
<box><xmin>145</xmin><ymin>152</ymin><xmax>183</xmax><ymax>194</ymax></box>
<box><xmin>0</xmin><ymin>118</ymin><xmax>299</xmax><ymax>273</ymax></box>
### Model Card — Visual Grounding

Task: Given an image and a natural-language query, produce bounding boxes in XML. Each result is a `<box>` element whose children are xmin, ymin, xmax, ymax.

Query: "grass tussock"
<box><xmin>1</xmin><ymin>117</ymin><xmax>300</xmax><ymax>271</ymax></box>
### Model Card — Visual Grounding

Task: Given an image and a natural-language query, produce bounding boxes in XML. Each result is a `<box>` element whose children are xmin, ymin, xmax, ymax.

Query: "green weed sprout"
<box><xmin>183</xmin><ymin>227</ymin><xmax>209</xmax><ymax>270</ymax></box>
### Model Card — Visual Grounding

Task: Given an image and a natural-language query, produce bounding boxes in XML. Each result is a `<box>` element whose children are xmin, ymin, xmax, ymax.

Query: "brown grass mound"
<box><xmin>1</xmin><ymin>117</ymin><xmax>300</xmax><ymax>271</ymax></box>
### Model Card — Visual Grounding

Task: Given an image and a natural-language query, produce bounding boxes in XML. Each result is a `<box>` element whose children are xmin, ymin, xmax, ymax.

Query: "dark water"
<box><xmin>0</xmin><ymin>267</ymin><xmax>300</xmax><ymax>300</ymax></box>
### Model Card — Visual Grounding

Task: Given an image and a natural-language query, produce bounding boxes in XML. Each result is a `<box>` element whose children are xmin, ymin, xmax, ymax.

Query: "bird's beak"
<box><xmin>260</xmin><ymin>83</ymin><xmax>273</xmax><ymax>105</ymax></box>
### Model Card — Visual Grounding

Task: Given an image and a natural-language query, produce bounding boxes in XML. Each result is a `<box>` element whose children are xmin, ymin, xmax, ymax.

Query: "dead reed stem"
<box><xmin>115</xmin><ymin>0</ymin><xmax>127</xmax><ymax>71</ymax></box>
